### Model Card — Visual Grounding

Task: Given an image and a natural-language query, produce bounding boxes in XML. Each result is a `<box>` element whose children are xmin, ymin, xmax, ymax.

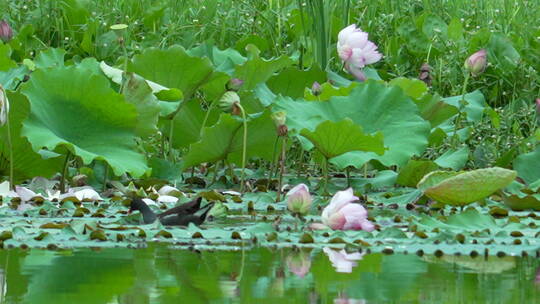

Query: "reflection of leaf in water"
<box><xmin>422</xmin><ymin>255</ymin><xmax>516</xmax><ymax>274</ymax></box>
<box><xmin>22</xmin><ymin>249</ymin><xmax>135</xmax><ymax>304</ymax></box>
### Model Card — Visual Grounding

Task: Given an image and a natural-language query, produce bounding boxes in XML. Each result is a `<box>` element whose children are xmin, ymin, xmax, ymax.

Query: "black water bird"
<box><xmin>128</xmin><ymin>197</ymin><xmax>214</xmax><ymax>226</ymax></box>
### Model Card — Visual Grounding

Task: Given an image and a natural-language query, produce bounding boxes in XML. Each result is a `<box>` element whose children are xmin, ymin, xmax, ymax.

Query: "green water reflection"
<box><xmin>0</xmin><ymin>245</ymin><xmax>538</xmax><ymax>303</ymax></box>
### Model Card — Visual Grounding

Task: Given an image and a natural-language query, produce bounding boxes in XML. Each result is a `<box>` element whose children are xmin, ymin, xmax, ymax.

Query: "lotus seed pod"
<box><xmin>271</xmin><ymin>111</ymin><xmax>288</xmax><ymax>136</ymax></box>
<box><xmin>219</xmin><ymin>91</ymin><xmax>241</xmax><ymax>113</ymax></box>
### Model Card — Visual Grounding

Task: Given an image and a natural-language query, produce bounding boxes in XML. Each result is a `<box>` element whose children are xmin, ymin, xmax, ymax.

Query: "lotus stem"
<box><xmin>208</xmin><ymin>160</ymin><xmax>222</xmax><ymax>187</ymax></box>
<box><xmin>168</xmin><ymin>120</ymin><xmax>175</xmax><ymax>162</ymax></box>
<box><xmin>276</xmin><ymin>136</ymin><xmax>287</xmax><ymax>202</ymax></box>
<box><xmin>237</xmin><ymin>104</ymin><xmax>248</xmax><ymax>193</ymax></box>
<box><xmin>322</xmin><ymin>157</ymin><xmax>329</xmax><ymax>195</ymax></box>
<box><xmin>452</xmin><ymin>73</ymin><xmax>470</xmax><ymax>147</ymax></box>
<box><xmin>60</xmin><ymin>151</ymin><xmax>72</xmax><ymax>193</ymax></box>
<box><xmin>102</xmin><ymin>162</ymin><xmax>109</xmax><ymax>192</ymax></box>
<box><xmin>267</xmin><ymin>135</ymin><xmax>280</xmax><ymax>190</ymax></box>
<box><xmin>346</xmin><ymin>167</ymin><xmax>351</xmax><ymax>188</ymax></box>
<box><xmin>5</xmin><ymin>113</ymin><xmax>13</xmax><ymax>190</ymax></box>
<box><xmin>200</xmin><ymin>98</ymin><xmax>216</xmax><ymax>137</ymax></box>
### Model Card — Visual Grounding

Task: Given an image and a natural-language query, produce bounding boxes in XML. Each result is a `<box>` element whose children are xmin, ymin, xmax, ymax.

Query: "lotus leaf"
<box><xmin>417</xmin><ymin>167</ymin><xmax>517</xmax><ymax>205</ymax></box>
<box><xmin>300</xmin><ymin>119</ymin><xmax>385</xmax><ymax>160</ymax></box>
<box><xmin>21</xmin><ymin>65</ymin><xmax>148</xmax><ymax>177</ymax></box>
<box><xmin>277</xmin><ymin>80</ymin><xmax>430</xmax><ymax>168</ymax></box>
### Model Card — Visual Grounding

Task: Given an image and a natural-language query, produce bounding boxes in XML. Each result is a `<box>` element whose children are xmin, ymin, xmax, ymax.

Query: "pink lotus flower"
<box><xmin>465</xmin><ymin>49</ymin><xmax>487</xmax><ymax>76</ymax></box>
<box><xmin>286</xmin><ymin>184</ymin><xmax>312</xmax><ymax>215</ymax></box>
<box><xmin>321</xmin><ymin>188</ymin><xmax>374</xmax><ymax>231</ymax></box>
<box><xmin>337</xmin><ymin>24</ymin><xmax>382</xmax><ymax>81</ymax></box>
<box><xmin>323</xmin><ymin>247</ymin><xmax>363</xmax><ymax>273</ymax></box>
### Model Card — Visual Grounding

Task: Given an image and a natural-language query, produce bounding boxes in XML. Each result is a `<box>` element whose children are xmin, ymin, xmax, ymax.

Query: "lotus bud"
<box><xmin>219</xmin><ymin>91</ymin><xmax>241</xmax><ymax>114</ymax></box>
<box><xmin>286</xmin><ymin>250</ymin><xmax>311</xmax><ymax>278</ymax></box>
<box><xmin>536</xmin><ymin>98</ymin><xmax>540</xmax><ymax>117</ymax></box>
<box><xmin>418</xmin><ymin>63</ymin><xmax>432</xmax><ymax>87</ymax></box>
<box><xmin>286</xmin><ymin>184</ymin><xmax>312</xmax><ymax>215</ymax></box>
<box><xmin>271</xmin><ymin>111</ymin><xmax>288</xmax><ymax>137</ymax></box>
<box><xmin>311</xmin><ymin>81</ymin><xmax>322</xmax><ymax>96</ymax></box>
<box><xmin>226</xmin><ymin>78</ymin><xmax>244</xmax><ymax>92</ymax></box>
<box><xmin>465</xmin><ymin>49</ymin><xmax>487</xmax><ymax>76</ymax></box>
<box><xmin>0</xmin><ymin>20</ymin><xmax>13</xmax><ymax>43</ymax></box>
<box><xmin>0</xmin><ymin>84</ymin><xmax>9</xmax><ymax>126</ymax></box>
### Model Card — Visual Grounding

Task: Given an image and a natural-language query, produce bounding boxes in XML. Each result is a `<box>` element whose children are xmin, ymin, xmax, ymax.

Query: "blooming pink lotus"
<box><xmin>465</xmin><ymin>49</ymin><xmax>487</xmax><ymax>76</ymax></box>
<box><xmin>286</xmin><ymin>184</ymin><xmax>312</xmax><ymax>215</ymax></box>
<box><xmin>337</xmin><ymin>24</ymin><xmax>382</xmax><ymax>81</ymax></box>
<box><xmin>321</xmin><ymin>188</ymin><xmax>375</xmax><ymax>231</ymax></box>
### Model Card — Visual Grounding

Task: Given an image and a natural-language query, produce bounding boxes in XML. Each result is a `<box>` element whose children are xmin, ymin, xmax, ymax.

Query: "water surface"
<box><xmin>0</xmin><ymin>245</ymin><xmax>538</xmax><ymax>303</ymax></box>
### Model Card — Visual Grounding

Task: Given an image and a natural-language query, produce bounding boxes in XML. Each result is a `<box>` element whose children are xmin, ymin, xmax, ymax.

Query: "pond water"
<box><xmin>0</xmin><ymin>245</ymin><xmax>538</xmax><ymax>303</ymax></box>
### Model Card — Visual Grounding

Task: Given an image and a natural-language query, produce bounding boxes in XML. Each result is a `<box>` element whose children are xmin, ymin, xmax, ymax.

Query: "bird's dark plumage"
<box><xmin>157</xmin><ymin>197</ymin><xmax>202</xmax><ymax>218</ymax></box>
<box><xmin>128</xmin><ymin>197</ymin><xmax>213</xmax><ymax>226</ymax></box>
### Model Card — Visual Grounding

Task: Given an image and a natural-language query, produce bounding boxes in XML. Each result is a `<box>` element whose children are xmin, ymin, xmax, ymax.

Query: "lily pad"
<box><xmin>417</xmin><ymin>167</ymin><xmax>517</xmax><ymax>205</ymax></box>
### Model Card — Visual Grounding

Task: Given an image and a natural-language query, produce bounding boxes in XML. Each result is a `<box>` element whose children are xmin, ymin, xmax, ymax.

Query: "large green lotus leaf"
<box><xmin>276</xmin><ymin>80</ymin><xmax>431</xmax><ymax>168</ymax></box>
<box><xmin>442</xmin><ymin>90</ymin><xmax>486</xmax><ymax>123</ymax></box>
<box><xmin>417</xmin><ymin>167</ymin><xmax>517</xmax><ymax>205</ymax></box>
<box><xmin>187</xmin><ymin>43</ymin><xmax>247</xmax><ymax>75</ymax></box>
<box><xmin>434</xmin><ymin>146</ymin><xmax>469</xmax><ymax>170</ymax></box>
<box><xmin>0</xmin><ymin>43</ymin><xmax>16</xmax><ymax>71</ymax></box>
<box><xmin>0</xmin><ymin>66</ymin><xmax>28</xmax><ymax>90</ymax></box>
<box><xmin>0</xmin><ymin>92</ymin><xmax>63</xmax><ymax>182</ymax></box>
<box><xmin>267</xmin><ymin>66</ymin><xmax>326</xmax><ymax>99</ymax></box>
<box><xmin>396</xmin><ymin>159</ymin><xmax>439</xmax><ymax>187</ymax></box>
<box><xmin>487</xmin><ymin>33</ymin><xmax>520</xmax><ymax>71</ymax></box>
<box><xmin>389</xmin><ymin>78</ymin><xmax>458</xmax><ymax>128</ymax></box>
<box><xmin>304</xmin><ymin>81</ymin><xmax>357</xmax><ymax>101</ymax></box>
<box><xmin>100</xmin><ymin>61</ymin><xmax>169</xmax><ymax>94</ymax></box>
<box><xmin>121</xmin><ymin>72</ymin><xmax>160</xmax><ymax>138</ymax></box>
<box><xmin>300</xmin><ymin>119</ymin><xmax>385</xmax><ymax>160</ymax></box>
<box><xmin>127</xmin><ymin>46</ymin><xmax>216</xmax><ymax>99</ymax></box>
<box><xmin>234</xmin><ymin>45</ymin><xmax>293</xmax><ymax>90</ymax></box>
<box><xmin>501</xmin><ymin>191</ymin><xmax>540</xmax><ymax>211</ymax></box>
<box><xmin>170</xmin><ymin>100</ymin><xmax>220</xmax><ymax>149</ymax></box>
<box><xmin>183</xmin><ymin>110</ymin><xmax>278</xmax><ymax>168</ymax></box>
<box><xmin>513</xmin><ymin>145</ymin><xmax>540</xmax><ymax>184</ymax></box>
<box><xmin>21</xmin><ymin>65</ymin><xmax>148</xmax><ymax>177</ymax></box>
<box><xmin>34</xmin><ymin>48</ymin><xmax>66</xmax><ymax>69</ymax></box>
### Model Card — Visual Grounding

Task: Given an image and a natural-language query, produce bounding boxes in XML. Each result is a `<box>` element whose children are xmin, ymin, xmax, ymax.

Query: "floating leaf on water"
<box><xmin>90</xmin><ymin>230</ymin><xmax>107</xmax><ymax>241</ymax></box>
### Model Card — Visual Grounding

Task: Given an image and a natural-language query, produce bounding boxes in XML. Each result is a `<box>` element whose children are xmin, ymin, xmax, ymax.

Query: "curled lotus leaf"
<box><xmin>417</xmin><ymin>167</ymin><xmax>517</xmax><ymax>205</ymax></box>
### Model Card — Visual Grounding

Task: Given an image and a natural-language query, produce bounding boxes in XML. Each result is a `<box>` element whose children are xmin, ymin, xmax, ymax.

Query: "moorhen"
<box><xmin>128</xmin><ymin>197</ymin><xmax>214</xmax><ymax>226</ymax></box>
